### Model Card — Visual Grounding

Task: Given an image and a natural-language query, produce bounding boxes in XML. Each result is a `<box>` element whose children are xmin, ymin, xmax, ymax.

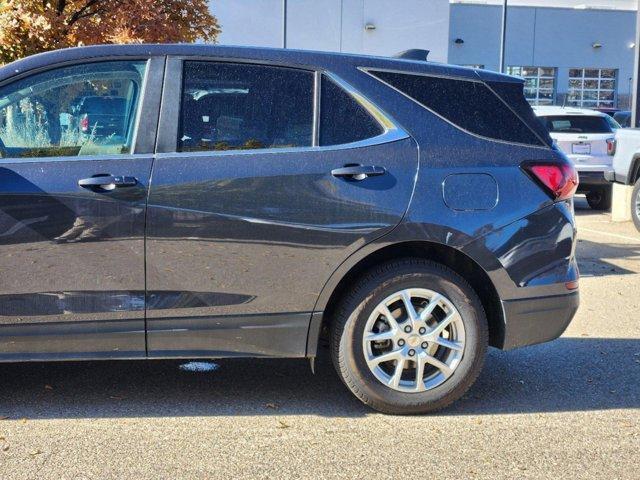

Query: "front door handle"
<box><xmin>78</xmin><ymin>175</ymin><xmax>138</xmax><ymax>189</ymax></box>
<box><xmin>331</xmin><ymin>165</ymin><xmax>386</xmax><ymax>181</ymax></box>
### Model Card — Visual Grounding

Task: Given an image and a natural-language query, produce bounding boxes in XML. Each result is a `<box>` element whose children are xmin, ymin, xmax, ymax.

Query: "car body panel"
<box><xmin>145</xmin><ymin>139</ymin><xmax>419</xmax><ymax>357</ymax></box>
<box><xmin>610</xmin><ymin>127</ymin><xmax>640</xmax><ymax>185</ymax></box>
<box><xmin>0</xmin><ymin>44</ymin><xmax>579</xmax><ymax>361</ymax></box>
<box><xmin>0</xmin><ymin>156</ymin><xmax>152</xmax><ymax>360</ymax></box>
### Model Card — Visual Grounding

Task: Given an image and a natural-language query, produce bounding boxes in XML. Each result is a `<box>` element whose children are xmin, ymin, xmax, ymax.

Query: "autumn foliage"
<box><xmin>0</xmin><ymin>0</ymin><xmax>221</xmax><ymax>64</ymax></box>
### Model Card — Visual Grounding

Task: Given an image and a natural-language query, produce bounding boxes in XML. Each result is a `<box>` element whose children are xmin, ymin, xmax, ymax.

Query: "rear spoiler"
<box><xmin>394</xmin><ymin>49</ymin><xmax>429</xmax><ymax>62</ymax></box>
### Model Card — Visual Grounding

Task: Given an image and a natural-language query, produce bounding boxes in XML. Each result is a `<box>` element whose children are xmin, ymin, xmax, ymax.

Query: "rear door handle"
<box><xmin>78</xmin><ymin>175</ymin><xmax>138</xmax><ymax>189</ymax></box>
<box><xmin>331</xmin><ymin>165</ymin><xmax>386</xmax><ymax>181</ymax></box>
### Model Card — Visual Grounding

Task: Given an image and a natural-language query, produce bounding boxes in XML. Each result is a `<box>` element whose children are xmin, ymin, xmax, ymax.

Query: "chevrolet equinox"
<box><xmin>0</xmin><ymin>45</ymin><xmax>580</xmax><ymax>414</ymax></box>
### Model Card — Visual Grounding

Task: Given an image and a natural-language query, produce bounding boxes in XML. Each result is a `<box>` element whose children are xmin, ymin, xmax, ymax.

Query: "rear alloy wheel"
<box><xmin>330</xmin><ymin>259</ymin><xmax>488</xmax><ymax>414</ymax></box>
<box><xmin>632</xmin><ymin>180</ymin><xmax>640</xmax><ymax>232</ymax></box>
<box><xmin>362</xmin><ymin>288</ymin><xmax>465</xmax><ymax>392</ymax></box>
<box><xmin>586</xmin><ymin>186</ymin><xmax>612</xmax><ymax>211</ymax></box>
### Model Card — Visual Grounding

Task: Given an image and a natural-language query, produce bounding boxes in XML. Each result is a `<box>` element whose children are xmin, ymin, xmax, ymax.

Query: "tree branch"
<box><xmin>56</xmin><ymin>0</ymin><xmax>67</xmax><ymax>15</ymax></box>
<box><xmin>67</xmin><ymin>0</ymin><xmax>104</xmax><ymax>26</ymax></box>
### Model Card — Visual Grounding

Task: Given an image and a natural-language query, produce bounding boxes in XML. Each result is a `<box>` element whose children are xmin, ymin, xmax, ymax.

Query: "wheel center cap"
<box><xmin>407</xmin><ymin>335</ymin><xmax>422</xmax><ymax>348</ymax></box>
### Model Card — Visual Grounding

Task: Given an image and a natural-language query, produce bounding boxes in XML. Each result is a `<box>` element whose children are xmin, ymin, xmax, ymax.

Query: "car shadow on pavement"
<box><xmin>577</xmin><ymin>239</ymin><xmax>639</xmax><ymax>277</ymax></box>
<box><xmin>0</xmin><ymin>337</ymin><xmax>638</xmax><ymax>419</ymax></box>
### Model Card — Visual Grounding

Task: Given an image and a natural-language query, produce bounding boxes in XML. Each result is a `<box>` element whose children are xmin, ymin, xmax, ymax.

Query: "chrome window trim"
<box><xmin>155</xmin><ymin>133</ymin><xmax>408</xmax><ymax>160</ymax></box>
<box><xmin>0</xmin><ymin>153</ymin><xmax>153</xmax><ymax>165</ymax></box>
<box><xmin>360</xmin><ymin>66</ymin><xmax>551</xmax><ymax>151</ymax></box>
<box><xmin>312</xmin><ymin>70</ymin><xmax>321</xmax><ymax>147</ymax></box>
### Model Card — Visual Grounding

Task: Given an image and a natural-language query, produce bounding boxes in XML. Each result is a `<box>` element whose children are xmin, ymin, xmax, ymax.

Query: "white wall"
<box><xmin>214</xmin><ymin>0</ymin><xmax>284</xmax><ymax>48</ymax></box>
<box><xmin>211</xmin><ymin>0</ymin><xmax>450</xmax><ymax>61</ymax></box>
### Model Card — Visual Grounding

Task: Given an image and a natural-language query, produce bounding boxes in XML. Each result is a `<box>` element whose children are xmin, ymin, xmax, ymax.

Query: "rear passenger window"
<box><xmin>178</xmin><ymin>62</ymin><xmax>314</xmax><ymax>152</ymax></box>
<box><xmin>368</xmin><ymin>70</ymin><xmax>545</xmax><ymax>146</ymax></box>
<box><xmin>319</xmin><ymin>77</ymin><xmax>384</xmax><ymax>146</ymax></box>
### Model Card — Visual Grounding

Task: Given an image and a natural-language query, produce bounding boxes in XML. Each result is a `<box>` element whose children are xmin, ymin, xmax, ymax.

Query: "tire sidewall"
<box><xmin>632</xmin><ymin>180</ymin><xmax>640</xmax><ymax>232</ymax></box>
<box><xmin>337</xmin><ymin>262</ymin><xmax>486</xmax><ymax>413</ymax></box>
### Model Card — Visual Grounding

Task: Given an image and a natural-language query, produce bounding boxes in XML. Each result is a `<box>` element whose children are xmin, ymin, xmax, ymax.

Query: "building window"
<box><xmin>567</xmin><ymin>68</ymin><xmax>617</xmax><ymax>108</ymax></box>
<box><xmin>506</xmin><ymin>66</ymin><xmax>556</xmax><ymax>105</ymax></box>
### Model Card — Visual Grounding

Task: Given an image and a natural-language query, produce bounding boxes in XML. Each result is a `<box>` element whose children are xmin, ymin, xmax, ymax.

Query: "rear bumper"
<box><xmin>604</xmin><ymin>170</ymin><xmax>630</xmax><ymax>185</ymax></box>
<box><xmin>500</xmin><ymin>291</ymin><xmax>579</xmax><ymax>350</ymax></box>
<box><xmin>577</xmin><ymin>170</ymin><xmax>612</xmax><ymax>188</ymax></box>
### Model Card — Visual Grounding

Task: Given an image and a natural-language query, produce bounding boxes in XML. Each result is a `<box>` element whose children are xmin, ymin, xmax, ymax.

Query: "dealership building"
<box><xmin>211</xmin><ymin>0</ymin><xmax>637</xmax><ymax>109</ymax></box>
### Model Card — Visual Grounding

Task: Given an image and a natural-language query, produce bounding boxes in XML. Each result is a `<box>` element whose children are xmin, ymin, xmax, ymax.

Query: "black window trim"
<box><xmin>155</xmin><ymin>56</ymin><xmax>409</xmax><ymax>157</ymax></box>
<box><xmin>360</xmin><ymin>66</ymin><xmax>552</xmax><ymax>150</ymax></box>
<box><xmin>0</xmin><ymin>55</ymin><xmax>164</xmax><ymax>162</ymax></box>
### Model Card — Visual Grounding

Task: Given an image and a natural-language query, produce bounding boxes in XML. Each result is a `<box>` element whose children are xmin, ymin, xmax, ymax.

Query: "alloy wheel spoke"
<box><xmin>367</xmin><ymin>349</ymin><xmax>401</xmax><ymax>367</ymax></box>
<box><xmin>424</xmin><ymin>354</ymin><xmax>453</xmax><ymax>378</ymax></box>
<box><xmin>378</xmin><ymin>304</ymin><xmax>400</xmax><ymax>331</ymax></box>
<box><xmin>400</xmin><ymin>290</ymin><xmax>419</xmax><ymax>323</ymax></box>
<box><xmin>430</xmin><ymin>311</ymin><xmax>458</xmax><ymax>337</ymax></box>
<box><xmin>389</xmin><ymin>358</ymin><xmax>405</xmax><ymax>388</ymax></box>
<box><xmin>419</xmin><ymin>294</ymin><xmax>442</xmax><ymax>321</ymax></box>
<box><xmin>364</xmin><ymin>329</ymin><xmax>396</xmax><ymax>343</ymax></box>
<box><xmin>414</xmin><ymin>355</ymin><xmax>426</xmax><ymax>392</ymax></box>
<box><xmin>432</xmin><ymin>337</ymin><xmax>464</xmax><ymax>352</ymax></box>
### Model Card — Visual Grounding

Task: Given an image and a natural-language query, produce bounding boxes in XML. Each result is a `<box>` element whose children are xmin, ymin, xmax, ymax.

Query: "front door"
<box><xmin>0</xmin><ymin>58</ymin><xmax>163</xmax><ymax>360</ymax></box>
<box><xmin>145</xmin><ymin>59</ymin><xmax>417</xmax><ymax>358</ymax></box>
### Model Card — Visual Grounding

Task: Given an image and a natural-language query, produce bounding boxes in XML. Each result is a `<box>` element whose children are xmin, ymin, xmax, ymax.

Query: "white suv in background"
<box><xmin>534</xmin><ymin>106</ymin><xmax>619</xmax><ymax>210</ymax></box>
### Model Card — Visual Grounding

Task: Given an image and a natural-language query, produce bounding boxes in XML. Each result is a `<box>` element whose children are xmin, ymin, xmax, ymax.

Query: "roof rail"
<box><xmin>394</xmin><ymin>49</ymin><xmax>430</xmax><ymax>61</ymax></box>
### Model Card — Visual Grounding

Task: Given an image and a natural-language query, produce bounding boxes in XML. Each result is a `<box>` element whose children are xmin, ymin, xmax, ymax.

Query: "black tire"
<box><xmin>586</xmin><ymin>186</ymin><xmax>612</xmax><ymax>211</ymax></box>
<box><xmin>632</xmin><ymin>180</ymin><xmax>640</xmax><ymax>233</ymax></box>
<box><xmin>330</xmin><ymin>258</ymin><xmax>488</xmax><ymax>414</ymax></box>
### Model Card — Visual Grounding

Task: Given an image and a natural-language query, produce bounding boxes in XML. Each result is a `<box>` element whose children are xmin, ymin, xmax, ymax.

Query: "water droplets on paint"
<box><xmin>179</xmin><ymin>361</ymin><xmax>220</xmax><ymax>373</ymax></box>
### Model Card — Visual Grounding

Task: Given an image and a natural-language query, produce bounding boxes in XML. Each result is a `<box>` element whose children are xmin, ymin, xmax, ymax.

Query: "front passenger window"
<box><xmin>178</xmin><ymin>62</ymin><xmax>314</xmax><ymax>152</ymax></box>
<box><xmin>0</xmin><ymin>61</ymin><xmax>147</xmax><ymax>158</ymax></box>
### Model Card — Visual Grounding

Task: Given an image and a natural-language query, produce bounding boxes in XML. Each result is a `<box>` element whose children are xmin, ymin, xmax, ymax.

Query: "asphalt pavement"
<box><xmin>0</xmin><ymin>196</ymin><xmax>638</xmax><ymax>480</ymax></box>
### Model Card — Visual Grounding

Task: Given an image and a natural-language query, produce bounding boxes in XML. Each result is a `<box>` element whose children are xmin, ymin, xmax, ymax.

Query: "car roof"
<box><xmin>0</xmin><ymin>43</ymin><xmax>522</xmax><ymax>86</ymax></box>
<box><xmin>532</xmin><ymin>105</ymin><xmax>608</xmax><ymax>117</ymax></box>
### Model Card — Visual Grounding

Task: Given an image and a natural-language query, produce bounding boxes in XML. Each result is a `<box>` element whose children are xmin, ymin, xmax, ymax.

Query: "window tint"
<box><xmin>319</xmin><ymin>76</ymin><xmax>384</xmax><ymax>146</ymax></box>
<box><xmin>487</xmin><ymin>80</ymin><xmax>553</xmax><ymax>146</ymax></box>
<box><xmin>604</xmin><ymin>115</ymin><xmax>621</xmax><ymax>130</ymax></box>
<box><xmin>178</xmin><ymin>62</ymin><xmax>314</xmax><ymax>152</ymax></box>
<box><xmin>0</xmin><ymin>61</ymin><xmax>146</xmax><ymax>158</ymax></box>
<box><xmin>369</xmin><ymin>70</ymin><xmax>545</xmax><ymax>146</ymax></box>
<box><xmin>541</xmin><ymin>115</ymin><xmax>613</xmax><ymax>134</ymax></box>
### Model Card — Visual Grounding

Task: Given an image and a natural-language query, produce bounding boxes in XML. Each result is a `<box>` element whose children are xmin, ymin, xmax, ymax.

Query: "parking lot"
<box><xmin>0</xmin><ymin>197</ymin><xmax>638</xmax><ymax>480</ymax></box>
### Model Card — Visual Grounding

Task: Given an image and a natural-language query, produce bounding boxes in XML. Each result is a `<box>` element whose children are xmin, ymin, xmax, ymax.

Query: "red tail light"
<box><xmin>606</xmin><ymin>138</ymin><xmax>616</xmax><ymax>156</ymax></box>
<box><xmin>80</xmin><ymin>116</ymin><xmax>89</xmax><ymax>132</ymax></box>
<box><xmin>522</xmin><ymin>161</ymin><xmax>579</xmax><ymax>201</ymax></box>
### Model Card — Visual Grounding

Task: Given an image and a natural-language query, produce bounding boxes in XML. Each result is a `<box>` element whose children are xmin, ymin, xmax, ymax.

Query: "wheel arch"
<box><xmin>307</xmin><ymin>240</ymin><xmax>505</xmax><ymax>356</ymax></box>
<box><xmin>630</xmin><ymin>155</ymin><xmax>640</xmax><ymax>185</ymax></box>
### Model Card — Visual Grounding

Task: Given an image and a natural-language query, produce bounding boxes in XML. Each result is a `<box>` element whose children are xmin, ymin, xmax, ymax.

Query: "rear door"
<box><xmin>145</xmin><ymin>58</ymin><xmax>417</xmax><ymax>358</ymax></box>
<box><xmin>0</xmin><ymin>57</ymin><xmax>164</xmax><ymax>359</ymax></box>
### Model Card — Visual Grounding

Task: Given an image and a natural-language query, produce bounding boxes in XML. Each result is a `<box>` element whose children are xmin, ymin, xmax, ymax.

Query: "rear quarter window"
<box><xmin>319</xmin><ymin>76</ymin><xmax>384</xmax><ymax>146</ymax></box>
<box><xmin>368</xmin><ymin>70</ymin><xmax>546</xmax><ymax>147</ymax></box>
<box><xmin>541</xmin><ymin>116</ymin><xmax>613</xmax><ymax>134</ymax></box>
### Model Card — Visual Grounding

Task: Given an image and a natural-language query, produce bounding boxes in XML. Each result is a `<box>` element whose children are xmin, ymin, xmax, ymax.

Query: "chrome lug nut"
<box><xmin>408</xmin><ymin>349</ymin><xmax>415</xmax><ymax>357</ymax></box>
<box><xmin>419</xmin><ymin>327</ymin><xmax>426</xmax><ymax>334</ymax></box>
<box><xmin>421</xmin><ymin>342</ymin><xmax>428</xmax><ymax>349</ymax></box>
<box><xmin>404</xmin><ymin>325</ymin><xmax>412</xmax><ymax>333</ymax></box>
<box><xmin>398</xmin><ymin>339</ymin><xmax>405</xmax><ymax>346</ymax></box>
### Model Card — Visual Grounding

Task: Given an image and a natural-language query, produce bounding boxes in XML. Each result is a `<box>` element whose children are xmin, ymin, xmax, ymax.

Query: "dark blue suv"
<box><xmin>0</xmin><ymin>45</ymin><xmax>579</xmax><ymax>414</ymax></box>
